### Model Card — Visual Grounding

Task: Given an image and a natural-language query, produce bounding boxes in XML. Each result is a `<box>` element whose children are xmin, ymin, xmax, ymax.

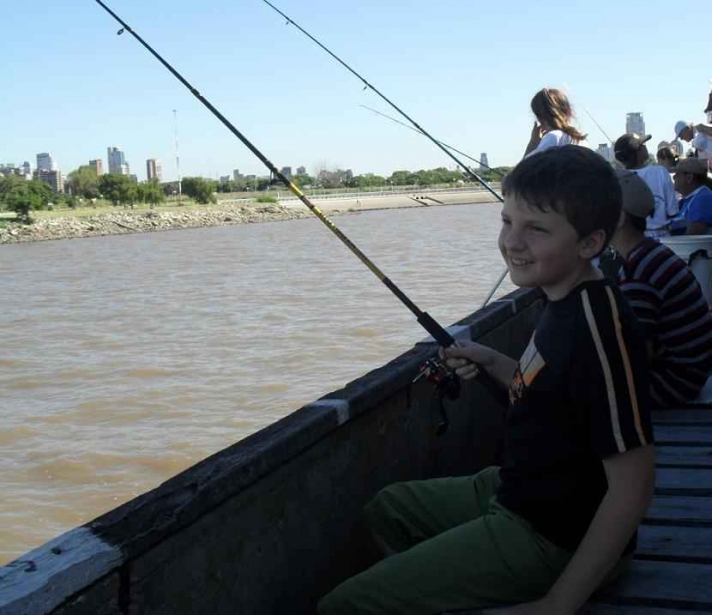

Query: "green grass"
<box><xmin>255</xmin><ymin>194</ymin><xmax>278</xmax><ymax>204</ymax></box>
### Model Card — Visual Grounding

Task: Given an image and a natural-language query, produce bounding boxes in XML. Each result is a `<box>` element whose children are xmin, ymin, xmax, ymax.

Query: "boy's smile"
<box><xmin>499</xmin><ymin>195</ymin><xmax>603</xmax><ymax>300</ymax></box>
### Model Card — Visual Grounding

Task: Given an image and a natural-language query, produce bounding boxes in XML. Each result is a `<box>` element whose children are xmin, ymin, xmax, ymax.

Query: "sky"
<box><xmin>1</xmin><ymin>0</ymin><xmax>710</xmax><ymax>182</ymax></box>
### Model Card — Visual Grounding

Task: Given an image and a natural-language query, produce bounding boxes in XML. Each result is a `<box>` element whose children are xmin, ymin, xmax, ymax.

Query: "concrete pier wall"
<box><xmin>0</xmin><ymin>289</ymin><xmax>542</xmax><ymax>615</ymax></box>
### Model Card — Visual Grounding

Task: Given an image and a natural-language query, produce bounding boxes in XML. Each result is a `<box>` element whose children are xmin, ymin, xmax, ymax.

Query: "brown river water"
<box><xmin>0</xmin><ymin>202</ymin><xmax>514</xmax><ymax>563</ymax></box>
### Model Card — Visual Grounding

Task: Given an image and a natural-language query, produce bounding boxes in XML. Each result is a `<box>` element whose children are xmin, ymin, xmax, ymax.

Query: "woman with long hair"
<box><xmin>524</xmin><ymin>87</ymin><xmax>589</xmax><ymax>157</ymax></box>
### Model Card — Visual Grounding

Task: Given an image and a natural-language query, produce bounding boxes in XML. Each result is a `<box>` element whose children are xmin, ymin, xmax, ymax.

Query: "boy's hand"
<box><xmin>439</xmin><ymin>341</ymin><xmax>491</xmax><ymax>381</ymax></box>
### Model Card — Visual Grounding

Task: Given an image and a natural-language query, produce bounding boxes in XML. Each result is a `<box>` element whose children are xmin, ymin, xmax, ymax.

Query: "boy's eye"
<box><xmin>530</xmin><ymin>226</ymin><xmax>549</xmax><ymax>234</ymax></box>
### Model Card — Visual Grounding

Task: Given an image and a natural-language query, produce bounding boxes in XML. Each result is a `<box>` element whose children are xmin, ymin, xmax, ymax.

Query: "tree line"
<box><xmin>0</xmin><ymin>163</ymin><xmax>511</xmax><ymax>222</ymax></box>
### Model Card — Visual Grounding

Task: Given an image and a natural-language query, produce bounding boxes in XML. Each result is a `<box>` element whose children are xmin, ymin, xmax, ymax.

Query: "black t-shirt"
<box><xmin>496</xmin><ymin>278</ymin><xmax>654</xmax><ymax>551</ymax></box>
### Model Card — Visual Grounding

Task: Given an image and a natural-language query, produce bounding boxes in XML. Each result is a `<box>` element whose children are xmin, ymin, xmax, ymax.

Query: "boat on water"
<box><xmin>1</xmin><ymin>287</ymin><xmax>711</xmax><ymax>615</ymax></box>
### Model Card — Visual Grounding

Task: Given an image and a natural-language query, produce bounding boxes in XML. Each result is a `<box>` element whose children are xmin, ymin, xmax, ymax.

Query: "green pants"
<box><xmin>317</xmin><ymin>466</ymin><xmax>573</xmax><ymax>615</ymax></box>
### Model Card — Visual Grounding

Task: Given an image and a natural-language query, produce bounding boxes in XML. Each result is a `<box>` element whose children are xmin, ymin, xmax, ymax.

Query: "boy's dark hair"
<box><xmin>502</xmin><ymin>146</ymin><xmax>622</xmax><ymax>248</ymax></box>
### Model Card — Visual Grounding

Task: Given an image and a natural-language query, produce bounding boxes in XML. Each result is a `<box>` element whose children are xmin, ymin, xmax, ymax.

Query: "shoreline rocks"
<box><xmin>0</xmin><ymin>190</ymin><xmax>496</xmax><ymax>245</ymax></box>
<box><xmin>0</xmin><ymin>204</ymin><xmax>316</xmax><ymax>245</ymax></box>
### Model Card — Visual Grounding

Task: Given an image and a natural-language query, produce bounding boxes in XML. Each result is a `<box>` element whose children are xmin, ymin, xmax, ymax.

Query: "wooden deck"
<box><xmin>589</xmin><ymin>405</ymin><xmax>712</xmax><ymax>614</ymax></box>
<box><xmin>446</xmin><ymin>405</ymin><xmax>712</xmax><ymax>615</ymax></box>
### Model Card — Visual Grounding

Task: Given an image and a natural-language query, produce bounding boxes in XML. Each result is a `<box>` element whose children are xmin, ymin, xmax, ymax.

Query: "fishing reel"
<box><xmin>413</xmin><ymin>358</ymin><xmax>461</xmax><ymax>436</ymax></box>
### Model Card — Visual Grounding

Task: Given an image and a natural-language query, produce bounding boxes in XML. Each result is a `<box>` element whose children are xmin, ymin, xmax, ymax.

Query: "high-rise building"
<box><xmin>146</xmin><ymin>158</ymin><xmax>163</xmax><ymax>182</ymax></box>
<box><xmin>22</xmin><ymin>162</ymin><xmax>31</xmax><ymax>178</ymax></box>
<box><xmin>479</xmin><ymin>153</ymin><xmax>489</xmax><ymax>169</ymax></box>
<box><xmin>705</xmin><ymin>86</ymin><xmax>712</xmax><ymax>123</ymax></box>
<box><xmin>0</xmin><ymin>164</ymin><xmax>17</xmax><ymax>177</ymax></box>
<box><xmin>36</xmin><ymin>169</ymin><xmax>64</xmax><ymax>193</ymax></box>
<box><xmin>107</xmin><ymin>147</ymin><xmax>129</xmax><ymax>175</ymax></box>
<box><xmin>280</xmin><ymin>166</ymin><xmax>293</xmax><ymax>178</ymax></box>
<box><xmin>233</xmin><ymin>169</ymin><xmax>242</xmax><ymax>181</ymax></box>
<box><xmin>296</xmin><ymin>166</ymin><xmax>306</xmax><ymax>176</ymax></box>
<box><xmin>89</xmin><ymin>159</ymin><xmax>104</xmax><ymax>176</ymax></box>
<box><xmin>36</xmin><ymin>153</ymin><xmax>55</xmax><ymax>172</ymax></box>
<box><xmin>625</xmin><ymin>113</ymin><xmax>646</xmax><ymax>137</ymax></box>
<box><xmin>596</xmin><ymin>143</ymin><xmax>612</xmax><ymax>162</ymax></box>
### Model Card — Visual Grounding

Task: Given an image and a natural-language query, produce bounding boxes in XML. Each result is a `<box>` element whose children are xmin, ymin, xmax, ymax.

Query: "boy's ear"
<box><xmin>578</xmin><ymin>229</ymin><xmax>607</xmax><ymax>259</ymax></box>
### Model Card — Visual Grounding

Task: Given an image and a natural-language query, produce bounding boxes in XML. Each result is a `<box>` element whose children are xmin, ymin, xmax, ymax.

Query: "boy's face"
<box><xmin>498</xmin><ymin>195</ymin><xmax>602</xmax><ymax>301</ymax></box>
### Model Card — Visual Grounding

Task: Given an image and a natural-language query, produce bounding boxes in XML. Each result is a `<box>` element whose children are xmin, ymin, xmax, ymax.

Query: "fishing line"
<box><xmin>562</xmin><ymin>82</ymin><xmax>614</xmax><ymax>145</ymax></box>
<box><xmin>260</xmin><ymin>0</ymin><xmax>504</xmax><ymax>204</ymax></box>
<box><xmin>361</xmin><ymin>105</ymin><xmax>506</xmax><ymax>179</ymax></box>
<box><xmin>261</xmin><ymin>1</ymin><xmax>511</xmax><ymax>307</ymax></box>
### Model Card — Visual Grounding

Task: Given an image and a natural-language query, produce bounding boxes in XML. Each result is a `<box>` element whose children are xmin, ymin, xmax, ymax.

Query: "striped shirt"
<box><xmin>619</xmin><ymin>237</ymin><xmax>712</xmax><ymax>408</ymax></box>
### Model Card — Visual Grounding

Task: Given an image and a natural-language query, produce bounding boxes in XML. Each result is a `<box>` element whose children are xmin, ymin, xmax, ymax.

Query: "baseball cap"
<box><xmin>674</xmin><ymin>120</ymin><xmax>691</xmax><ymax>138</ymax></box>
<box><xmin>673</xmin><ymin>157</ymin><xmax>708</xmax><ymax>176</ymax></box>
<box><xmin>617</xmin><ymin>170</ymin><xmax>654</xmax><ymax>219</ymax></box>
<box><xmin>613</xmin><ymin>133</ymin><xmax>652</xmax><ymax>160</ymax></box>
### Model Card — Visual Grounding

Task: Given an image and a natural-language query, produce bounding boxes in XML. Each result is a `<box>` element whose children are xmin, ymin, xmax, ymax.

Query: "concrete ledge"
<box><xmin>0</xmin><ymin>288</ymin><xmax>543</xmax><ymax>614</ymax></box>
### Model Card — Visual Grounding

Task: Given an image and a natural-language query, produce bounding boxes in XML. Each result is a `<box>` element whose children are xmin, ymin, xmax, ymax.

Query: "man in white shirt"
<box><xmin>614</xmin><ymin>133</ymin><xmax>678</xmax><ymax>238</ymax></box>
<box><xmin>675</xmin><ymin>121</ymin><xmax>712</xmax><ymax>169</ymax></box>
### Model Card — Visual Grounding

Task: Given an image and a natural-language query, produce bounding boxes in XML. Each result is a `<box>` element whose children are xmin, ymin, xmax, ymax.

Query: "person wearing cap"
<box><xmin>614</xmin><ymin>133</ymin><xmax>678</xmax><ymax>238</ymax></box>
<box><xmin>673</xmin><ymin>157</ymin><xmax>712</xmax><ymax>235</ymax></box>
<box><xmin>674</xmin><ymin>120</ymin><xmax>712</xmax><ymax>164</ymax></box>
<box><xmin>611</xmin><ymin>171</ymin><xmax>712</xmax><ymax>408</ymax></box>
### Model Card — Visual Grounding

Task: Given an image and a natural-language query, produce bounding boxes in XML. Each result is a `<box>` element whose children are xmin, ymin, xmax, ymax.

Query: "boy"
<box><xmin>611</xmin><ymin>171</ymin><xmax>712</xmax><ymax>407</ymax></box>
<box><xmin>318</xmin><ymin>146</ymin><xmax>655</xmax><ymax>615</ymax></box>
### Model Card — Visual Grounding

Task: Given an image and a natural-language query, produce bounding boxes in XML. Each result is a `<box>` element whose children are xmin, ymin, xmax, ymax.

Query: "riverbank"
<box><xmin>0</xmin><ymin>189</ymin><xmax>496</xmax><ymax>244</ymax></box>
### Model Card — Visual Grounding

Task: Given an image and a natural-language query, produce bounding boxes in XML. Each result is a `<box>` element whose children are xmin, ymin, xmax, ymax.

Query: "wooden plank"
<box><xmin>637</xmin><ymin>525</ymin><xmax>712</xmax><ymax>562</ymax></box>
<box><xmin>656</xmin><ymin>445</ymin><xmax>712</xmax><ymax>468</ymax></box>
<box><xmin>653</xmin><ymin>425</ymin><xmax>712</xmax><ymax>445</ymax></box>
<box><xmin>652</xmin><ymin>408</ymin><xmax>712</xmax><ymax>425</ymax></box>
<box><xmin>645</xmin><ymin>495</ymin><xmax>712</xmax><ymax>526</ymax></box>
<box><xmin>655</xmin><ymin>468</ymin><xmax>712</xmax><ymax>495</ymax></box>
<box><xmin>593</xmin><ymin>560</ymin><xmax>712</xmax><ymax>609</ymax></box>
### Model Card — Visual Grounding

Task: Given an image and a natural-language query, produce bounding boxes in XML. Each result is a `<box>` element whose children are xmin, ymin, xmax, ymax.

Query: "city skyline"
<box><xmin>2</xmin><ymin>107</ymin><xmax>674</xmax><ymax>188</ymax></box>
<box><xmin>1</xmin><ymin>1</ymin><xmax>709</xmax><ymax>184</ymax></box>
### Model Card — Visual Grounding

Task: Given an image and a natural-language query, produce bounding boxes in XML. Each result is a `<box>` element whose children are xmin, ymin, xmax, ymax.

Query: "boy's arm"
<box><xmin>544</xmin><ymin>444</ymin><xmax>656</xmax><ymax>613</ymax></box>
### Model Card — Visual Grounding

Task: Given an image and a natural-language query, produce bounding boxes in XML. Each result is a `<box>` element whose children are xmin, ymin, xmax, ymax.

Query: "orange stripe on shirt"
<box><xmin>605</xmin><ymin>286</ymin><xmax>647</xmax><ymax>446</ymax></box>
<box><xmin>581</xmin><ymin>289</ymin><xmax>625</xmax><ymax>453</ymax></box>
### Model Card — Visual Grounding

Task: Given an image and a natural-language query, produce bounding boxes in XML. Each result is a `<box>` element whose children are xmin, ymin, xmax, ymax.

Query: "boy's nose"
<box><xmin>503</xmin><ymin>228</ymin><xmax>526</xmax><ymax>251</ymax></box>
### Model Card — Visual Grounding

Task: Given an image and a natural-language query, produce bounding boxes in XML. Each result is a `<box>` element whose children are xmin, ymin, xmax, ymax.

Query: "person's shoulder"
<box><xmin>537</xmin><ymin>131</ymin><xmax>562</xmax><ymax>147</ymax></box>
<box><xmin>560</xmin><ymin>278</ymin><xmax>625</xmax><ymax>320</ymax></box>
<box><xmin>700</xmin><ymin>186</ymin><xmax>712</xmax><ymax>201</ymax></box>
<box><xmin>626</xmin><ymin>238</ymin><xmax>682</xmax><ymax>278</ymax></box>
<box><xmin>636</xmin><ymin>164</ymin><xmax>670</xmax><ymax>180</ymax></box>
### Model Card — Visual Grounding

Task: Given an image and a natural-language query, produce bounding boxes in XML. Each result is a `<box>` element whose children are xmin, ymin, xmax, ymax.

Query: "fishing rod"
<box><xmin>93</xmin><ymin>0</ymin><xmax>504</xmax><ymax>415</ymax></box>
<box><xmin>361</xmin><ymin>105</ymin><xmax>506</xmax><ymax>179</ymax></box>
<box><xmin>361</xmin><ymin>113</ymin><xmax>509</xmax><ymax>312</ymax></box>
<box><xmin>582</xmin><ymin>106</ymin><xmax>614</xmax><ymax>145</ymax></box>
<box><xmin>262</xmin><ymin>1</ymin><xmax>510</xmax><ymax>308</ymax></box>
<box><xmin>261</xmin><ymin>0</ymin><xmax>504</xmax><ymax>205</ymax></box>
